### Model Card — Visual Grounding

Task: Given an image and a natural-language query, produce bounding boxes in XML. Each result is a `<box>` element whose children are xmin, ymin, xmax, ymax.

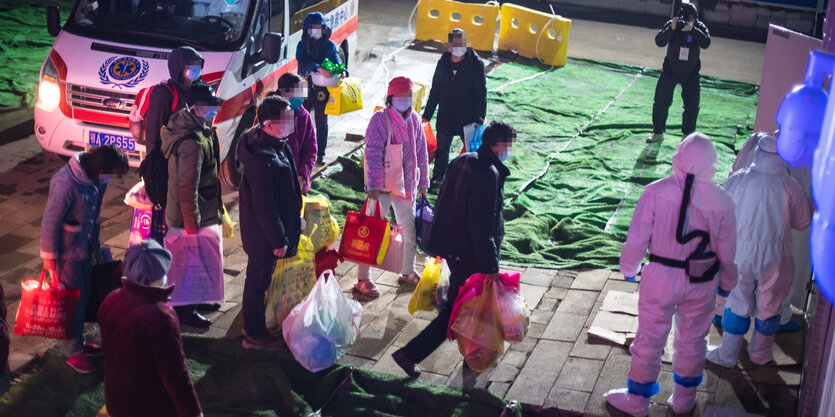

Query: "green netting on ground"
<box><xmin>0</xmin><ymin>2</ymin><xmax>72</xmax><ymax>109</ymax></box>
<box><xmin>0</xmin><ymin>336</ymin><xmax>519</xmax><ymax>417</ymax></box>
<box><xmin>309</xmin><ymin>57</ymin><xmax>758</xmax><ymax>270</ymax></box>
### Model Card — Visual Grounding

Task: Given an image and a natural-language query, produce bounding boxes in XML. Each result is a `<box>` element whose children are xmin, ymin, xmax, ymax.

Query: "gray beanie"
<box><xmin>123</xmin><ymin>240</ymin><xmax>172</xmax><ymax>285</ymax></box>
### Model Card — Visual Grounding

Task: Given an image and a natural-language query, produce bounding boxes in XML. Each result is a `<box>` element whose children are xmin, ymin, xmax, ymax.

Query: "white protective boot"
<box><xmin>706</xmin><ymin>332</ymin><xmax>744</xmax><ymax>368</ymax></box>
<box><xmin>668</xmin><ymin>384</ymin><xmax>698</xmax><ymax>414</ymax></box>
<box><xmin>748</xmin><ymin>330</ymin><xmax>776</xmax><ymax>365</ymax></box>
<box><xmin>604</xmin><ymin>388</ymin><xmax>650</xmax><ymax>417</ymax></box>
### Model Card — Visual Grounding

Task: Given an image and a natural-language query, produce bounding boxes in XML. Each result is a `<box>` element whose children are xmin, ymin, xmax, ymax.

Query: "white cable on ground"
<box><xmin>504</xmin><ymin>67</ymin><xmax>646</xmax><ymax>207</ymax></box>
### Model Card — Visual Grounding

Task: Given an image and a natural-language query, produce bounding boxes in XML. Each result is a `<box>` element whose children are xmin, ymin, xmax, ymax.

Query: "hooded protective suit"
<box><xmin>707</xmin><ymin>135</ymin><xmax>812</xmax><ymax>367</ymax></box>
<box><xmin>606</xmin><ymin>133</ymin><xmax>737</xmax><ymax>416</ymax></box>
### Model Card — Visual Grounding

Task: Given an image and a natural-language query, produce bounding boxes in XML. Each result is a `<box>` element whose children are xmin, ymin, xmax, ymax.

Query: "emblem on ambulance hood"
<box><xmin>98</xmin><ymin>56</ymin><xmax>149</xmax><ymax>89</ymax></box>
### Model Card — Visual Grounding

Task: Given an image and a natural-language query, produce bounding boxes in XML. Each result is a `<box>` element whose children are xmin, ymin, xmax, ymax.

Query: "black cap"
<box><xmin>186</xmin><ymin>81</ymin><xmax>223</xmax><ymax>107</ymax></box>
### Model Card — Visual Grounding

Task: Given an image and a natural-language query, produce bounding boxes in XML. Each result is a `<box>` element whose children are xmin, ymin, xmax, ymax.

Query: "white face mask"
<box><xmin>392</xmin><ymin>98</ymin><xmax>412</xmax><ymax>113</ymax></box>
<box><xmin>451</xmin><ymin>46</ymin><xmax>466</xmax><ymax>57</ymax></box>
<box><xmin>309</xmin><ymin>28</ymin><xmax>322</xmax><ymax>39</ymax></box>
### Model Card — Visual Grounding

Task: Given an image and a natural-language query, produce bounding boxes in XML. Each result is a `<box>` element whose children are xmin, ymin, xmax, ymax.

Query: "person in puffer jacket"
<box><xmin>40</xmin><ymin>145</ymin><xmax>128</xmax><ymax>373</ymax></box>
<box><xmin>237</xmin><ymin>95</ymin><xmax>302</xmax><ymax>350</ymax></box>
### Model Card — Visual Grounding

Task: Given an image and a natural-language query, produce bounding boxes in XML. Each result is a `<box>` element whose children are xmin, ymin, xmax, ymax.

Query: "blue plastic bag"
<box><xmin>463</xmin><ymin>123</ymin><xmax>483</xmax><ymax>152</ymax></box>
<box><xmin>415</xmin><ymin>195</ymin><xmax>435</xmax><ymax>256</ymax></box>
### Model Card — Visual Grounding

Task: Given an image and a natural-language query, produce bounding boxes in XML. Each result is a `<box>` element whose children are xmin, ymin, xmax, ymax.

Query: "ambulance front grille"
<box><xmin>66</xmin><ymin>84</ymin><xmax>135</xmax><ymax>116</ymax></box>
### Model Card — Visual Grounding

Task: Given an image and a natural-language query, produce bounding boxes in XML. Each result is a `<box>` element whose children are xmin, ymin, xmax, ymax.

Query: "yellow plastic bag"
<box><xmin>412</xmin><ymin>82</ymin><xmax>428</xmax><ymax>114</ymax></box>
<box><xmin>302</xmin><ymin>194</ymin><xmax>340</xmax><ymax>252</ymax></box>
<box><xmin>265</xmin><ymin>229</ymin><xmax>317</xmax><ymax>330</ymax></box>
<box><xmin>450</xmin><ymin>281</ymin><xmax>505</xmax><ymax>372</ymax></box>
<box><xmin>324</xmin><ymin>77</ymin><xmax>363</xmax><ymax>116</ymax></box>
<box><xmin>221</xmin><ymin>204</ymin><xmax>234</xmax><ymax>238</ymax></box>
<box><xmin>408</xmin><ymin>257</ymin><xmax>446</xmax><ymax>314</ymax></box>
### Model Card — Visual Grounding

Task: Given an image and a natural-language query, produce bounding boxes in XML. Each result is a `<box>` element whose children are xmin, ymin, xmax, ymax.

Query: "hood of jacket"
<box><xmin>301</xmin><ymin>12</ymin><xmax>332</xmax><ymax>43</ymax></box>
<box><xmin>69</xmin><ymin>152</ymin><xmax>95</xmax><ymax>187</ymax></box>
<box><xmin>237</xmin><ymin>127</ymin><xmax>288</xmax><ymax>167</ymax></box>
<box><xmin>167</xmin><ymin>46</ymin><xmax>204</xmax><ymax>90</ymax></box>
<box><xmin>159</xmin><ymin>109</ymin><xmax>210</xmax><ymax>158</ymax></box>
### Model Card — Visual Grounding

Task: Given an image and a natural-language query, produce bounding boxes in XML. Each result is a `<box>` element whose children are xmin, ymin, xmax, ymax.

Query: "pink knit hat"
<box><xmin>387</xmin><ymin>76</ymin><xmax>413</xmax><ymax>96</ymax></box>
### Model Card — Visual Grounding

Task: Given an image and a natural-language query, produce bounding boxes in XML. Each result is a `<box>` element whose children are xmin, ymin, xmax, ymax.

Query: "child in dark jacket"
<box><xmin>269</xmin><ymin>72</ymin><xmax>317</xmax><ymax>193</ymax></box>
<box><xmin>296</xmin><ymin>11</ymin><xmax>344</xmax><ymax>165</ymax></box>
<box><xmin>237</xmin><ymin>96</ymin><xmax>303</xmax><ymax>349</ymax></box>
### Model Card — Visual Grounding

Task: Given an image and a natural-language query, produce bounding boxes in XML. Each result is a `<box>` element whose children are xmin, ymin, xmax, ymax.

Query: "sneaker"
<box><xmin>646</xmin><ymin>132</ymin><xmax>664</xmax><ymax>143</ymax></box>
<box><xmin>316</xmin><ymin>156</ymin><xmax>326</xmax><ymax>166</ymax></box>
<box><xmin>196</xmin><ymin>303</ymin><xmax>221</xmax><ymax>312</ymax></box>
<box><xmin>392</xmin><ymin>348</ymin><xmax>421</xmax><ymax>378</ymax></box>
<box><xmin>242</xmin><ymin>333</ymin><xmax>285</xmax><ymax>350</ymax></box>
<box><xmin>67</xmin><ymin>355</ymin><xmax>95</xmax><ymax>374</ymax></box>
<box><xmin>353</xmin><ymin>279</ymin><xmax>380</xmax><ymax>300</ymax></box>
<box><xmin>429</xmin><ymin>178</ymin><xmax>443</xmax><ymax>190</ymax></box>
<box><xmin>83</xmin><ymin>342</ymin><xmax>103</xmax><ymax>357</ymax></box>
<box><xmin>179</xmin><ymin>310</ymin><xmax>212</xmax><ymax>328</ymax></box>
<box><xmin>398</xmin><ymin>272</ymin><xmax>421</xmax><ymax>285</ymax></box>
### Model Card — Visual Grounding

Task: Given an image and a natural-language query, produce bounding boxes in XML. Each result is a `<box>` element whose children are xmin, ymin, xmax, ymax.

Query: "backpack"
<box><xmin>129</xmin><ymin>82</ymin><xmax>178</xmax><ymax>145</ymax></box>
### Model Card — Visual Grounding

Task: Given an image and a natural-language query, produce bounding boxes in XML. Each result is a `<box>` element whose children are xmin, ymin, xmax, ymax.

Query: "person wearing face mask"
<box><xmin>647</xmin><ymin>1</ymin><xmax>710</xmax><ymax>143</ymax></box>
<box><xmin>160</xmin><ymin>81</ymin><xmax>224</xmax><ymax>328</ymax></box>
<box><xmin>422</xmin><ymin>28</ymin><xmax>487</xmax><ymax>189</ymax></box>
<box><xmin>391</xmin><ymin>120</ymin><xmax>513</xmax><ymax>378</ymax></box>
<box><xmin>605</xmin><ymin>133</ymin><xmax>737</xmax><ymax>416</ymax></box>
<box><xmin>296</xmin><ymin>12</ymin><xmax>344</xmax><ymax>166</ymax></box>
<box><xmin>98</xmin><ymin>240</ymin><xmax>203</xmax><ymax>417</ymax></box>
<box><xmin>236</xmin><ymin>96</ymin><xmax>303</xmax><ymax>349</ymax></box>
<box><xmin>141</xmin><ymin>46</ymin><xmax>205</xmax><ymax>249</ymax></box>
<box><xmin>356</xmin><ymin>76</ymin><xmax>430</xmax><ymax>299</ymax></box>
<box><xmin>706</xmin><ymin>135</ymin><xmax>811</xmax><ymax>368</ymax></box>
<box><xmin>40</xmin><ymin>144</ymin><xmax>128</xmax><ymax>373</ymax></box>
<box><xmin>269</xmin><ymin>72</ymin><xmax>318</xmax><ymax>193</ymax></box>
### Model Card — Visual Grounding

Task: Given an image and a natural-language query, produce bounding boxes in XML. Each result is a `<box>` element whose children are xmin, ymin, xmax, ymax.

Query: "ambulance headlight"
<box><xmin>37</xmin><ymin>58</ymin><xmax>60</xmax><ymax>111</ymax></box>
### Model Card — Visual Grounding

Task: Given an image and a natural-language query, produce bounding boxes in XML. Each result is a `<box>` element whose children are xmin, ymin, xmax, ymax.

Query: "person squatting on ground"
<box><xmin>392</xmin><ymin>120</ymin><xmax>514</xmax><ymax>378</ymax></box>
<box><xmin>422</xmin><ymin>28</ymin><xmax>487</xmax><ymax>188</ymax></box>
<box><xmin>296</xmin><ymin>11</ymin><xmax>345</xmax><ymax>165</ymax></box>
<box><xmin>237</xmin><ymin>96</ymin><xmax>303</xmax><ymax>350</ymax></box>
<box><xmin>140</xmin><ymin>46</ymin><xmax>204</xmax><ymax>244</ymax></box>
<box><xmin>605</xmin><ymin>133</ymin><xmax>737</xmax><ymax>416</ymax></box>
<box><xmin>161</xmin><ymin>81</ymin><xmax>224</xmax><ymax>328</ymax></box>
<box><xmin>99</xmin><ymin>240</ymin><xmax>203</xmax><ymax>417</ymax></box>
<box><xmin>270</xmin><ymin>72</ymin><xmax>318</xmax><ymax>193</ymax></box>
<box><xmin>706</xmin><ymin>134</ymin><xmax>812</xmax><ymax>368</ymax></box>
<box><xmin>40</xmin><ymin>145</ymin><xmax>128</xmax><ymax>373</ymax></box>
<box><xmin>356</xmin><ymin>76</ymin><xmax>430</xmax><ymax>299</ymax></box>
<box><xmin>647</xmin><ymin>1</ymin><xmax>710</xmax><ymax>143</ymax></box>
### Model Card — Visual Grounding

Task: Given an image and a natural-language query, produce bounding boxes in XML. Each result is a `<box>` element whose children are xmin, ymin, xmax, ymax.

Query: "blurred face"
<box><xmin>96</xmin><ymin>169</ymin><xmax>123</xmax><ymax>185</ymax></box>
<box><xmin>491</xmin><ymin>134</ymin><xmax>515</xmax><ymax>162</ymax></box>
<box><xmin>448</xmin><ymin>33</ymin><xmax>467</xmax><ymax>57</ymax></box>
<box><xmin>183</xmin><ymin>63</ymin><xmax>202</xmax><ymax>82</ymax></box>
<box><xmin>281</xmin><ymin>82</ymin><xmax>308</xmax><ymax>110</ymax></box>
<box><xmin>193</xmin><ymin>104</ymin><xmax>219</xmax><ymax>123</ymax></box>
<box><xmin>309</xmin><ymin>24</ymin><xmax>323</xmax><ymax>39</ymax></box>
<box><xmin>390</xmin><ymin>91</ymin><xmax>412</xmax><ymax>112</ymax></box>
<box><xmin>262</xmin><ymin>109</ymin><xmax>295</xmax><ymax>138</ymax></box>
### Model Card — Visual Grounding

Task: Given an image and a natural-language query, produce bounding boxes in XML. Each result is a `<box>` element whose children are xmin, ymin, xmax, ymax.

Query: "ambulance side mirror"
<box><xmin>258</xmin><ymin>32</ymin><xmax>284</xmax><ymax>65</ymax></box>
<box><xmin>47</xmin><ymin>6</ymin><xmax>61</xmax><ymax>37</ymax></box>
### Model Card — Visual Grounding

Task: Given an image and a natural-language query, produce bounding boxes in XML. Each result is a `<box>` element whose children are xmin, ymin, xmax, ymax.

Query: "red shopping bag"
<box><xmin>14</xmin><ymin>270</ymin><xmax>80</xmax><ymax>339</ymax></box>
<box><xmin>424</xmin><ymin>121</ymin><xmax>438</xmax><ymax>163</ymax></box>
<box><xmin>339</xmin><ymin>199</ymin><xmax>391</xmax><ymax>265</ymax></box>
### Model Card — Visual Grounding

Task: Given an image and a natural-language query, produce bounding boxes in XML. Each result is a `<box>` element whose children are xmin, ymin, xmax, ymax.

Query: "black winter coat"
<box><xmin>655</xmin><ymin>18</ymin><xmax>710</xmax><ymax>81</ymax></box>
<box><xmin>144</xmin><ymin>47</ymin><xmax>202</xmax><ymax>154</ymax></box>
<box><xmin>237</xmin><ymin>128</ymin><xmax>303</xmax><ymax>260</ymax></box>
<box><xmin>428</xmin><ymin>146</ymin><xmax>509</xmax><ymax>274</ymax></box>
<box><xmin>422</xmin><ymin>49</ymin><xmax>487</xmax><ymax>137</ymax></box>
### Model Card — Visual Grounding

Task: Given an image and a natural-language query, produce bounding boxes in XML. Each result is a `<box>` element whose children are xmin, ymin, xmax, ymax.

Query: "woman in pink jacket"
<box><xmin>356</xmin><ymin>76</ymin><xmax>430</xmax><ymax>298</ymax></box>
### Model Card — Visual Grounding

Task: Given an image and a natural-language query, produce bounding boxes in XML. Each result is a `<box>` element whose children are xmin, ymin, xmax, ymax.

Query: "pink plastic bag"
<box><xmin>128</xmin><ymin>208</ymin><xmax>153</xmax><ymax>246</ymax></box>
<box><xmin>446</xmin><ymin>272</ymin><xmax>523</xmax><ymax>340</ymax></box>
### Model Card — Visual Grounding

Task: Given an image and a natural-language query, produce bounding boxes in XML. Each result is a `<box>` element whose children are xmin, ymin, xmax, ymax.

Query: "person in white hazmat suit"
<box><xmin>605</xmin><ymin>133</ymin><xmax>738</xmax><ymax>416</ymax></box>
<box><xmin>706</xmin><ymin>134</ymin><xmax>812</xmax><ymax>367</ymax></box>
<box><xmin>714</xmin><ymin>131</ymin><xmax>814</xmax><ymax>332</ymax></box>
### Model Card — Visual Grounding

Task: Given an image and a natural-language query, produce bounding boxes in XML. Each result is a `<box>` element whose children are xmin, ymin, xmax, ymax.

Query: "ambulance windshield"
<box><xmin>67</xmin><ymin>0</ymin><xmax>255</xmax><ymax>50</ymax></box>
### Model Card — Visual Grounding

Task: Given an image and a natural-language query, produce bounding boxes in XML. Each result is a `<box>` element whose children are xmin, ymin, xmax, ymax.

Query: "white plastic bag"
<box><xmin>124</xmin><ymin>180</ymin><xmax>154</xmax><ymax>210</ymax></box>
<box><xmin>164</xmin><ymin>225</ymin><xmax>224</xmax><ymax>306</ymax></box>
<box><xmin>282</xmin><ymin>270</ymin><xmax>363</xmax><ymax>372</ymax></box>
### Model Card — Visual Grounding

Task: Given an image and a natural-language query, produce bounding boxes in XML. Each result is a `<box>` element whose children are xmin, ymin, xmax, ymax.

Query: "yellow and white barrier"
<box><xmin>415</xmin><ymin>0</ymin><xmax>500</xmax><ymax>51</ymax></box>
<box><xmin>498</xmin><ymin>3</ymin><xmax>571</xmax><ymax>67</ymax></box>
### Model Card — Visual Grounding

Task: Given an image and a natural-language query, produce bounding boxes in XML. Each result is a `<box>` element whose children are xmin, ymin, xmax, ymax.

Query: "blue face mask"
<box><xmin>499</xmin><ymin>149</ymin><xmax>511</xmax><ymax>162</ymax></box>
<box><xmin>225</xmin><ymin>0</ymin><xmax>236</xmax><ymax>4</ymax></box>
<box><xmin>202</xmin><ymin>107</ymin><xmax>218</xmax><ymax>123</ymax></box>
<box><xmin>392</xmin><ymin>98</ymin><xmax>412</xmax><ymax>113</ymax></box>
<box><xmin>289</xmin><ymin>96</ymin><xmax>304</xmax><ymax>110</ymax></box>
<box><xmin>184</xmin><ymin>66</ymin><xmax>201</xmax><ymax>82</ymax></box>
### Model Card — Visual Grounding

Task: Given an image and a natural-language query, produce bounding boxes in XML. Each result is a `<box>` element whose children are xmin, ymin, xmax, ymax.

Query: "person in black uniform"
<box><xmin>647</xmin><ymin>2</ymin><xmax>710</xmax><ymax>143</ymax></box>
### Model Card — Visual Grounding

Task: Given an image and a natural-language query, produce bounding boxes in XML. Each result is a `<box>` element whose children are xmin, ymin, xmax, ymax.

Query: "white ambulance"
<box><xmin>35</xmin><ymin>0</ymin><xmax>358</xmax><ymax>185</ymax></box>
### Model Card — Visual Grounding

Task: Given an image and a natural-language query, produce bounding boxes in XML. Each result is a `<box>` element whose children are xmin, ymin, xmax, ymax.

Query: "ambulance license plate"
<box><xmin>88</xmin><ymin>131</ymin><xmax>136</xmax><ymax>152</ymax></box>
